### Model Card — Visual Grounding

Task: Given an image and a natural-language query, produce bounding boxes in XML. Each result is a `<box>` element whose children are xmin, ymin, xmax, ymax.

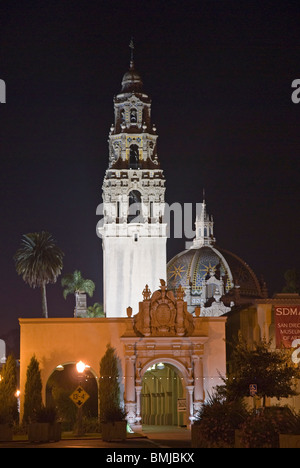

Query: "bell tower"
<box><xmin>97</xmin><ymin>47</ymin><xmax>167</xmax><ymax>317</ymax></box>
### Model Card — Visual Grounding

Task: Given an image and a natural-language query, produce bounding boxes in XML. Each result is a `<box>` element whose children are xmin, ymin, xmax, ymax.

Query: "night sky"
<box><xmin>0</xmin><ymin>1</ymin><xmax>299</xmax><ymax>347</ymax></box>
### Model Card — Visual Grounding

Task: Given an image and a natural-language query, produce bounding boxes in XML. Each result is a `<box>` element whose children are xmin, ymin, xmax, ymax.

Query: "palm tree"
<box><xmin>61</xmin><ymin>270</ymin><xmax>95</xmax><ymax>316</ymax></box>
<box><xmin>86</xmin><ymin>302</ymin><xmax>105</xmax><ymax>317</ymax></box>
<box><xmin>14</xmin><ymin>231</ymin><xmax>64</xmax><ymax>318</ymax></box>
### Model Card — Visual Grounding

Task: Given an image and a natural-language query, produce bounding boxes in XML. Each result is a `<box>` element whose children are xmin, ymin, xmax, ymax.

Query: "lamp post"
<box><xmin>76</xmin><ymin>361</ymin><xmax>86</xmax><ymax>436</ymax></box>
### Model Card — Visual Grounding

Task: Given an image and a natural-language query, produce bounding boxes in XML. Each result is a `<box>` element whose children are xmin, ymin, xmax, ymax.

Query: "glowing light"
<box><xmin>76</xmin><ymin>361</ymin><xmax>86</xmax><ymax>374</ymax></box>
<box><xmin>156</xmin><ymin>362</ymin><xmax>165</xmax><ymax>370</ymax></box>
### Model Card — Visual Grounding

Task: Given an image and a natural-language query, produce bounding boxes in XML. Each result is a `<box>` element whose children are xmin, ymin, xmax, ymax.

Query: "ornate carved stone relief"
<box><xmin>133</xmin><ymin>280</ymin><xmax>194</xmax><ymax>337</ymax></box>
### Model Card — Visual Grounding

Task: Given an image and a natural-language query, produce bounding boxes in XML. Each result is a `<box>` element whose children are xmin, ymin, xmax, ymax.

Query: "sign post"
<box><xmin>249</xmin><ymin>384</ymin><xmax>258</xmax><ymax>410</ymax></box>
<box><xmin>249</xmin><ymin>384</ymin><xmax>257</xmax><ymax>397</ymax></box>
<box><xmin>70</xmin><ymin>385</ymin><xmax>90</xmax><ymax>436</ymax></box>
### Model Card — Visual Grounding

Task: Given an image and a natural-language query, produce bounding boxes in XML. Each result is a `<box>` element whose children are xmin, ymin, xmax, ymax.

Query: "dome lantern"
<box><xmin>192</xmin><ymin>195</ymin><xmax>215</xmax><ymax>248</ymax></box>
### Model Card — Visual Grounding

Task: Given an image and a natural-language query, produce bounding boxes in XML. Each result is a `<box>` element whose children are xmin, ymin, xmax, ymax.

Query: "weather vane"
<box><xmin>129</xmin><ymin>37</ymin><xmax>134</xmax><ymax>65</ymax></box>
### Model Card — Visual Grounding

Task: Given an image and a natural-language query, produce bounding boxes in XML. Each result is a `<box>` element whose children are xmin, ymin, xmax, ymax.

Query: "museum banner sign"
<box><xmin>275</xmin><ymin>306</ymin><xmax>300</xmax><ymax>348</ymax></box>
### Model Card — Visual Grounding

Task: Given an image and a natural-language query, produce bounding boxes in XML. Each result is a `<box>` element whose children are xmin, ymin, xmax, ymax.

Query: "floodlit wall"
<box><xmin>19</xmin><ymin>316</ymin><xmax>226</xmax><ymax>422</ymax></box>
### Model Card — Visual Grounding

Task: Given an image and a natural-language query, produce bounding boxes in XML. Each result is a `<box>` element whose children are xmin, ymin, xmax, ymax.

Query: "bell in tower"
<box><xmin>97</xmin><ymin>43</ymin><xmax>167</xmax><ymax>318</ymax></box>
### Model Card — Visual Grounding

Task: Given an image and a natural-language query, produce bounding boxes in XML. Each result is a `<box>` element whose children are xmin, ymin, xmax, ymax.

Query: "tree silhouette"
<box><xmin>14</xmin><ymin>231</ymin><xmax>64</xmax><ymax>318</ymax></box>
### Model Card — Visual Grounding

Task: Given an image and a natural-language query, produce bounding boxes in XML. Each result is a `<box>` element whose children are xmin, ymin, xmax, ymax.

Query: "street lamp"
<box><xmin>76</xmin><ymin>361</ymin><xmax>86</xmax><ymax>375</ymax></box>
<box><xmin>75</xmin><ymin>361</ymin><xmax>86</xmax><ymax>436</ymax></box>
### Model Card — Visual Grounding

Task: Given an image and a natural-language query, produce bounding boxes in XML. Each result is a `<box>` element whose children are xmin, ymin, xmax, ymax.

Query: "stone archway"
<box><xmin>141</xmin><ymin>362</ymin><xmax>186</xmax><ymax>426</ymax></box>
<box><xmin>121</xmin><ymin>280</ymin><xmax>227</xmax><ymax>430</ymax></box>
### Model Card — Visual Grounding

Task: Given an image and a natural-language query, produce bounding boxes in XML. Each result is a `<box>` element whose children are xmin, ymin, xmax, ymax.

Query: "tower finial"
<box><xmin>203</xmin><ymin>188</ymin><xmax>206</xmax><ymax>203</ymax></box>
<box><xmin>129</xmin><ymin>37</ymin><xmax>134</xmax><ymax>68</ymax></box>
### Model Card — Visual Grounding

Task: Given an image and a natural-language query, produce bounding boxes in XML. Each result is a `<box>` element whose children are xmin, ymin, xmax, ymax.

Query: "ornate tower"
<box><xmin>192</xmin><ymin>196</ymin><xmax>215</xmax><ymax>249</ymax></box>
<box><xmin>97</xmin><ymin>49</ymin><xmax>167</xmax><ymax>317</ymax></box>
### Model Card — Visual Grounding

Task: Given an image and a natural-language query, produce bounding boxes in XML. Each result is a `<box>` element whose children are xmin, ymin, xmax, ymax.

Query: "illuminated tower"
<box><xmin>97</xmin><ymin>48</ymin><xmax>167</xmax><ymax>317</ymax></box>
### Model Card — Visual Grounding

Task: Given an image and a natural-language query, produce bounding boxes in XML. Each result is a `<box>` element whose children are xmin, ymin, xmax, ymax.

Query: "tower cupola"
<box><xmin>192</xmin><ymin>197</ymin><xmax>215</xmax><ymax>248</ymax></box>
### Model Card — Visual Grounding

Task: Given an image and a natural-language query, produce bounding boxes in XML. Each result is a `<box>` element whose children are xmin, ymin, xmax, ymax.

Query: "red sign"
<box><xmin>275</xmin><ymin>306</ymin><xmax>300</xmax><ymax>348</ymax></box>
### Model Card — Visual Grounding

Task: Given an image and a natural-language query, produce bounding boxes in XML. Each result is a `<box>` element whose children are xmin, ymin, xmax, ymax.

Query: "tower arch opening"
<box><xmin>128</xmin><ymin>189</ymin><xmax>142</xmax><ymax>223</ymax></box>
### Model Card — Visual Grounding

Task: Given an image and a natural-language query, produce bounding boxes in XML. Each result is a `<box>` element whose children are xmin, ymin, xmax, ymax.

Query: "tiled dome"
<box><xmin>167</xmin><ymin>245</ymin><xmax>264</xmax><ymax>305</ymax></box>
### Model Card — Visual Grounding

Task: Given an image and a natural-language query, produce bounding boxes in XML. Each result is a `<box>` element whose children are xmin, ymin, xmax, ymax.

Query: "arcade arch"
<box><xmin>45</xmin><ymin>362</ymin><xmax>98</xmax><ymax>424</ymax></box>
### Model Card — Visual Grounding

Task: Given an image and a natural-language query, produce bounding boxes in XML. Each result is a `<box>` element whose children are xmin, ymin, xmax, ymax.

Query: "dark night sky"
<box><xmin>0</xmin><ymin>1</ymin><xmax>299</xmax><ymax>344</ymax></box>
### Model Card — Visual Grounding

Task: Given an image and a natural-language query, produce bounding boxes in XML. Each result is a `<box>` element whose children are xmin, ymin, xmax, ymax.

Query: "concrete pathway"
<box><xmin>141</xmin><ymin>425</ymin><xmax>191</xmax><ymax>448</ymax></box>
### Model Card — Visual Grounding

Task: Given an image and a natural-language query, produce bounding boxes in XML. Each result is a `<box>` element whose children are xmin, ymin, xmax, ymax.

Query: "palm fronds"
<box><xmin>61</xmin><ymin>270</ymin><xmax>95</xmax><ymax>299</ymax></box>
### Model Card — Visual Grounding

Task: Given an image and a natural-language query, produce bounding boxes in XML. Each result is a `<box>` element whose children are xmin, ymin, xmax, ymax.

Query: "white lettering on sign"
<box><xmin>276</xmin><ymin>308</ymin><xmax>300</xmax><ymax>316</ymax></box>
<box><xmin>275</xmin><ymin>306</ymin><xmax>300</xmax><ymax>348</ymax></box>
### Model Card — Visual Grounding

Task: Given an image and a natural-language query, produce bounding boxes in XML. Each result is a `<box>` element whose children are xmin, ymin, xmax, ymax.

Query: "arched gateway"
<box><xmin>120</xmin><ymin>280</ymin><xmax>226</xmax><ymax>429</ymax></box>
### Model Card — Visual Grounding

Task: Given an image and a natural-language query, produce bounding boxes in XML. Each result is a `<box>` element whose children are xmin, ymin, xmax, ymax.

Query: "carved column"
<box><xmin>125</xmin><ymin>355</ymin><xmax>136</xmax><ymax>425</ymax></box>
<box><xmin>175</xmin><ymin>285</ymin><xmax>185</xmax><ymax>336</ymax></box>
<box><xmin>186</xmin><ymin>385</ymin><xmax>195</xmax><ymax>426</ymax></box>
<box><xmin>192</xmin><ymin>355</ymin><xmax>204</xmax><ymax>414</ymax></box>
<box><xmin>135</xmin><ymin>385</ymin><xmax>142</xmax><ymax>430</ymax></box>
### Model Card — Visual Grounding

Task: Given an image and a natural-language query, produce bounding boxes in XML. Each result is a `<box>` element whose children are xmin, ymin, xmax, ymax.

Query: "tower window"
<box><xmin>134</xmin><ymin>233</ymin><xmax>138</xmax><ymax>242</ymax></box>
<box><xmin>128</xmin><ymin>190</ymin><xmax>142</xmax><ymax>223</ymax></box>
<box><xmin>129</xmin><ymin>144</ymin><xmax>139</xmax><ymax>168</ymax></box>
<box><xmin>150</xmin><ymin>201</ymin><xmax>154</xmax><ymax>218</ymax></box>
<box><xmin>130</xmin><ymin>108</ymin><xmax>137</xmax><ymax>123</ymax></box>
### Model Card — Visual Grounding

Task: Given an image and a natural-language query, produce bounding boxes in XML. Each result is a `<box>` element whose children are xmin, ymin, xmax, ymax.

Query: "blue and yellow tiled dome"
<box><xmin>167</xmin><ymin>246</ymin><xmax>233</xmax><ymax>296</ymax></box>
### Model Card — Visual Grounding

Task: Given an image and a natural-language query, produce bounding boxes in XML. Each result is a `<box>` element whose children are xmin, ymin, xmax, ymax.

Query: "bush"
<box><xmin>99</xmin><ymin>345</ymin><xmax>126</xmax><ymax>423</ymax></box>
<box><xmin>102</xmin><ymin>407</ymin><xmax>127</xmax><ymax>423</ymax></box>
<box><xmin>193</xmin><ymin>393</ymin><xmax>249</xmax><ymax>448</ymax></box>
<box><xmin>0</xmin><ymin>408</ymin><xmax>10</xmax><ymax>425</ymax></box>
<box><xmin>23</xmin><ymin>355</ymin><xmax>43</xmax><ymax>423</ymax></box>
<box><xmin>239</xmin><ymin>407</ymin><xmax>300</xmax><ymax>448</ymax></box>
<box><xmin>82</xmin><ymin>417</ymin><xmax>101</xmax><ymax>433</ymax></box>
<box><xmin>0</xmin><ymin>355</ymin><xmax>18</xmax><ymax>424</ymax></box>
<box><xmin>35</xmin><ymin>405</ymin><xmax>58</xmax><ymax>424</ymax></box>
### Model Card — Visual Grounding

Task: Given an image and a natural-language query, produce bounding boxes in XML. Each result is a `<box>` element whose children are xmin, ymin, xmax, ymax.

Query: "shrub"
<box><xmin>23</xmin><ymin>355</ymin><xmax>42</xmax><ymax>423</ymax></box>
<box><xmin>239</xmin><ymin>407</ymin><xmax>300</xmax><ymax>448</ymax></box>
<box><xmin>99</xmin><ymin>344</ymin><xmax>126</xmax><ymax>423</ymax></box>
<box><xmin>0</xmin><ymin>355</ymin><xmax>18</xmax><ymax>424</ymax></box>
<box><xmin>0</xmin><ymin>408</ymin><xmax>10</xmax><ymax>424</ymax></box>
<box><xmin>103</xmin><ymin>407</ymin><xmax>127</xmax><ymax>423</ymax></box>
<box><xmin>194</xmin><ymin>393</ymin><xmax>249</xmax><ymax>448</ymax></box>
<box><xmin>35</xmin><ymin>405</ymin><xmax>58</xmax><ymax>424</ymax></box>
